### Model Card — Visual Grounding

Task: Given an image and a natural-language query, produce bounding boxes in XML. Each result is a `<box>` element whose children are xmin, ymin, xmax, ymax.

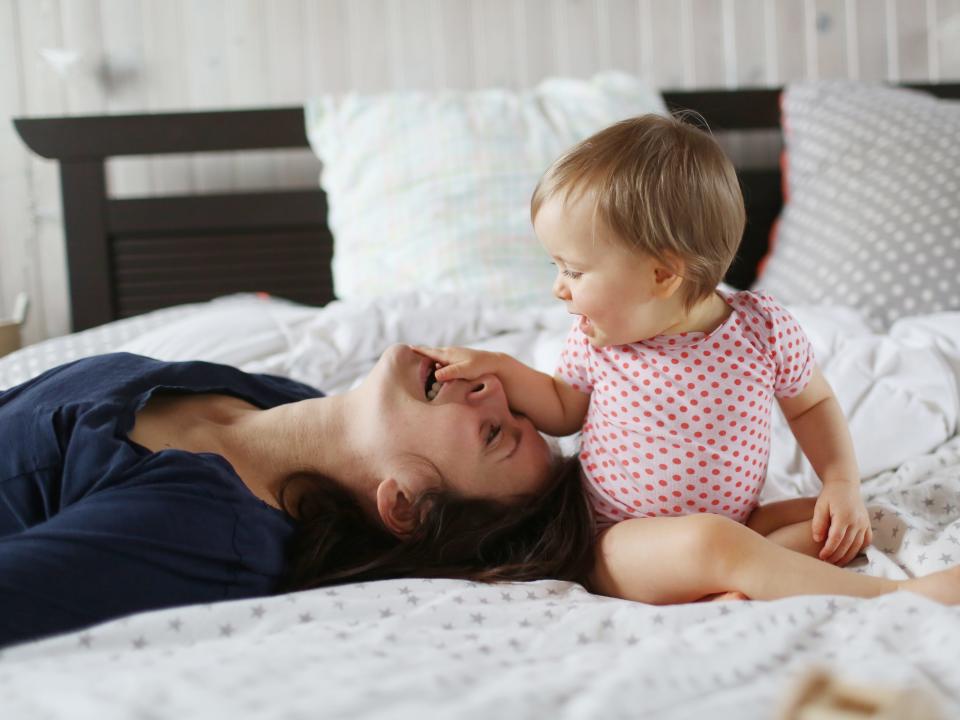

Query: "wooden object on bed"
<box><xmin>778</xmin><ymin>667</ymin><xmax>942</xmax><ymax>720</ymax></box>
<box><xmin>14</xmin><ymin>83</ymin><xmax>960</xmax><ymax>332</ymax></box>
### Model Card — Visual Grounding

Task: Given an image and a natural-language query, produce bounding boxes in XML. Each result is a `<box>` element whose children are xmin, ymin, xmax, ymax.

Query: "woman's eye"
<box><xmin>486</xmin><ymin>424</ymin><xmax>501</xmax><ymax>445</ymax></box>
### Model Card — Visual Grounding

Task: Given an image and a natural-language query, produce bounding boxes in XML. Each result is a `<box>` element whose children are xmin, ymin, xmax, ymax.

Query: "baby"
<box><xmin>415</xmin><ymin>113</ymin><xmax>873</xmax><ymax>567</ymax></box>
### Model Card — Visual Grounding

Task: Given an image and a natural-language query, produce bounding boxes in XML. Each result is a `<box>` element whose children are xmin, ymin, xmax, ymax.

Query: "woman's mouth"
<box><xmin>425</xmin><ymin>367</ymin><xmax>441</xmax><ymax>400</ymax></box>
<box><xmin>418</xmin><ymin>355</ymin><xmax>441</xmax><ymax>401</ymax></box>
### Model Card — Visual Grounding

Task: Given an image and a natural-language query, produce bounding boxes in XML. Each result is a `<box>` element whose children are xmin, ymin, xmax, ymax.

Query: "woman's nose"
<box><xmin>464</xmin><ymin>374</ymin><xmax>503</xmax><ymax>404</ymax></box>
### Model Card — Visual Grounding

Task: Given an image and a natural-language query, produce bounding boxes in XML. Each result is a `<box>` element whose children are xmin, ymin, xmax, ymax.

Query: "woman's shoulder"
<box><xmin>9</xmin><ymin>352</ymin><xmax>322</xmax><ymax>402</ymax></box>
<box><xmin>0</xmin><ymin>352</ymin><xmax>147</xmax><ymax>404</ymax></box>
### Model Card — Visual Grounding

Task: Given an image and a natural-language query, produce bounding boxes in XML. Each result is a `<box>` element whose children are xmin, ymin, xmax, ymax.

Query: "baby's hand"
<box><xmin>812</xmin><ymin>481</ymin><xmax>873</xmax><ymax>566</ymax></box>
<box><xmin>411</xmin><ymin>345</ymin><xmax>504</xmax><ymax>383</ymax></box>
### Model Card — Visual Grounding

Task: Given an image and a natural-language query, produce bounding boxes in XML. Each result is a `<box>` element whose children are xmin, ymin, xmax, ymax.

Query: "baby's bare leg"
<box><xmin>764</xmin><ymin>522</ymin><xmax>825</xmax><ymax>559</ymax></box>
<box><xmin>747</xmin><ymin>498</ymin><xmax>826</xmax><ymax>560</ymax></box>
<box><xmin>746</xmin><ymin>498</ymin><xmax>818</xmax><ymax>535</ymax></box>
<box><xmin>590</xmin><ymin>514</ymin><xmax>959</xmax><ymax>605</ymax></box>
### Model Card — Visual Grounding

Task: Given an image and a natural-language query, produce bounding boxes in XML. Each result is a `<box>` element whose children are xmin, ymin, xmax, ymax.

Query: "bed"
<box><xmin>3</xmin><ymin>74</ymin><xmax>960</xmax><ymax>719</ymax></box>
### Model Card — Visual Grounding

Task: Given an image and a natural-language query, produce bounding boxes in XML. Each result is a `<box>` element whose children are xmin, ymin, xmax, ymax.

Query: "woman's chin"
<box><xmin>374</xmin><ymin>344</ymin><xmax>418</xmax><ymax>381</ymax></box>
<box><xmin>366</xmin><ymin>344</ymin><xmax>424</xmax><ymax>406</ymax></box>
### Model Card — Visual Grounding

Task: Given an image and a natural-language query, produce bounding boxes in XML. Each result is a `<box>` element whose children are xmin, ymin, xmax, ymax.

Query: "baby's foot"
<box><xmin>899</xmin><ymin>566</ymin><xmax>960</xmax><ymax>605</ymax></box>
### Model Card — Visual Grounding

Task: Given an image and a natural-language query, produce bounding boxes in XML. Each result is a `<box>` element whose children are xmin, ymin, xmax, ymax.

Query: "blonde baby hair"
<box><xmin>530</xmin><ymin>113</ymin><xmax>746</xmax><ymax>311</ymax></box>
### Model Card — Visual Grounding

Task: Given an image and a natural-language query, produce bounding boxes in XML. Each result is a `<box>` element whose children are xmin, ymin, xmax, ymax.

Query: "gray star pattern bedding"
<box><xmin>1</xmin><ymin>291</ymin><xmax>958</xmax><ymax>719</ymax></box>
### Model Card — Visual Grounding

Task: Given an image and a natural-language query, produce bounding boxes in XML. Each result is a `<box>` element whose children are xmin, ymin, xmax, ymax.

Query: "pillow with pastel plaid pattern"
<box><xmin>305</xmin><ymin>72</ymin><xmax>666</xmax><ymax>307</ymax></box>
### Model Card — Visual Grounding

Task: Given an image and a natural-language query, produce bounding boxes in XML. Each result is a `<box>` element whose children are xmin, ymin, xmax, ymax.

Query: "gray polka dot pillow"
<box><xmin>753</xmin><ymin>81</ymin><xmax>960</xmax><ymax>330</ymax></box>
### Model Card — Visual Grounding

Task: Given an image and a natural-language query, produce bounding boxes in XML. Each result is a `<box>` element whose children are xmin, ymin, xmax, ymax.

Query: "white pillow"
<box><xmin>754</xmin><ymin>81</ymin><xmax>960</xmax><ymax>330</ymax></box>
<box><xmin>305</xmin><ymin>71</ymin><xmax>666</xmax><ymax>307</ymax></box>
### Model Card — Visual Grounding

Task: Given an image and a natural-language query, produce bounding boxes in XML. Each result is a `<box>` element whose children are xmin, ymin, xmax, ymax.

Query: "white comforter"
<box><xmin>1</xmin><ymin>291</ymin><xmax>959</xmax><ymax>719</ymax></box>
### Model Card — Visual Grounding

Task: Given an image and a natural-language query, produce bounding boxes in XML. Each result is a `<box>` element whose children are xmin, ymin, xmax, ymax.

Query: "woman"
<box><xmin>0</xmin><ymin>347</ymin><xmax>596</xmax><ymax>648</ymax></box>
<box><xmin>2</xmin><ymin>348</ymin><xmax>956</xmax><ymax>648</ymax></box>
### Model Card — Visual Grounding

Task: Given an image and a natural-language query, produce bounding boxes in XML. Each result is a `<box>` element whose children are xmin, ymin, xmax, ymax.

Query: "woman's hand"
<box><xmin>411</xmin><ymin>345</ymin><xmax>505</xmax><ymax>383</ymax></box>
<box><xmin>812</xmin><ymin>481</ymin><xmax>873</xmax><ymax>566</ymax></box>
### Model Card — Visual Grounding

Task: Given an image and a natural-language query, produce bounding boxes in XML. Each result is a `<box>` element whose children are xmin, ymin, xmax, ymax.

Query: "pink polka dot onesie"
<box><xmin>555</xmin><ymin>289</ymin><xmax>815</xmax><ymax>529</ymax></box>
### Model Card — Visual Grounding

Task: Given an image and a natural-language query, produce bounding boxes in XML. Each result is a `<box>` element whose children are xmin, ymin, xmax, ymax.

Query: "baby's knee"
<box><xmin>682</xmin><ymin>513</ymin><xmax>743</xmax><ymax>564</ymax></box>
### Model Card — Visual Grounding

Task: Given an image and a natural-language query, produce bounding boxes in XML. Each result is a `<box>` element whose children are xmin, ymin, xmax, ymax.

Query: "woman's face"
<box><xmin>360</xmin><ymin>344</ymin><xmax>555</xmax><ymax>503</ymax></box>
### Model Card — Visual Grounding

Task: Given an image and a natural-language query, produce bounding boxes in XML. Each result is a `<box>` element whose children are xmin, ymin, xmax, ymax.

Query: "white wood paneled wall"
<box><xmin>2</xmin><ymin>0</ymin><xmax>959</xmax><ymax>344</ymax></box>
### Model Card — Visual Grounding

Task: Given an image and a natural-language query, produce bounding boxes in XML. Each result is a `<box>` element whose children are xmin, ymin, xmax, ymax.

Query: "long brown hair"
<box><xmin>275</xmin><ymin>454</ymin><xmax>595</xmax><ymax>592</ymax></box>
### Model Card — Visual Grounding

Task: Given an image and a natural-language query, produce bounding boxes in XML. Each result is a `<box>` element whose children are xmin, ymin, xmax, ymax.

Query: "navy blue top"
<box><xmin>0</xmin><ymin>352</ymin><xmax>323</xmax><ymax>648</ymax></box>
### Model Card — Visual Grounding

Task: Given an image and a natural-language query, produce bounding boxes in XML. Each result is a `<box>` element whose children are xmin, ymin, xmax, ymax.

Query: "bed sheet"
<box><xmin>0</xmin><ymin>289</ymin><xmax>958</xmax><ymax>718</ymax></box>
<box><xmin>0</xmin><ymin>293</ymin><xmax>321</xmax><ymax>391</ymax></box>
<box><xmin>2</xmin><ymin>425</ymin><xmax>959</xmax><ymax>719</ymax></box>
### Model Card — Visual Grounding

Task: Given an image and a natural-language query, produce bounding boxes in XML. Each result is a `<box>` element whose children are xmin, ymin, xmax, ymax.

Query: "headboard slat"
<box><xmin>15</xmin><ymin>108</ymin><xmax>309</xmax><ymax>160</ymax></box>
<box><xmin>662</xmin><ymin>89</ymin><xmax>782</xmax><ymax>129</ymax></box>
<box><xmin>107</xmin><ymin>190</ymin><xmax>327</xmax><ymax>234</ymax></box>
<box><xmin>60</xmin><ymin>160</ymin><xmax>115</xmax><ymax>329</ymax></box>
<box><xmin>113</xmin><ymin>230</ymin><xmax>333</xmax><ymax>319</ymax></box>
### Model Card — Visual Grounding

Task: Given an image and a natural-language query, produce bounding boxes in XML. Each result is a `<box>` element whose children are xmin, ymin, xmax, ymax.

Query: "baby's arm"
<box><xmin>412</xmin><ymin>345</ymin><xmax>589</xmax><ymax>436</ymax></box>
<box><xmin>776</xmin><ymin>365</ymin><xmax>872</xmax><ymax>564</ymax></box>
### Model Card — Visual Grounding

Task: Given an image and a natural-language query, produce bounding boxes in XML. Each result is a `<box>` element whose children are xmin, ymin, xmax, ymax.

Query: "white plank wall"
<box><xmin>2</xmin><ymin>0</ymin><xmax>959</xmax><ymax>344</ymax></box>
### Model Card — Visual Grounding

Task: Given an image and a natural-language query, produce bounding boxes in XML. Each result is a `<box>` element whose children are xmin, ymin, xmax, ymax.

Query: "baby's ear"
<box><xmin>652</xmin><ymin>255</ymin><xmax>685</xmax><ymax>298</ymax></box>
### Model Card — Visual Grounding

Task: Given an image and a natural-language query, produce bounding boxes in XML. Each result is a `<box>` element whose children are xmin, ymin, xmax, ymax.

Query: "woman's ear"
<box><xmin>651</xmin><ymin>256</ymin><xmax>685</xmax><ymax>299</ymax></box>
<box><xmin>375</xmin><ymin>477</ymin><xmax>420</xmax><ymax>537</ymax></box>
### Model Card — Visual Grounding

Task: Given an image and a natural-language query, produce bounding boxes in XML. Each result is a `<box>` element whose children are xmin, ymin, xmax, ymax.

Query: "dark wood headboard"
<box><xmin>14</xmin><ymin>83</ymin><xmax>960</xmax><ymax>332</ymax></box>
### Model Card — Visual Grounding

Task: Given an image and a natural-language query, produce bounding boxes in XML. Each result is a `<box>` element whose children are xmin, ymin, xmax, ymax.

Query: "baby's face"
<box><xmin>533</xmin><ymin>193</ymin><xmax>679</xmax><ymax>347</ymax></box>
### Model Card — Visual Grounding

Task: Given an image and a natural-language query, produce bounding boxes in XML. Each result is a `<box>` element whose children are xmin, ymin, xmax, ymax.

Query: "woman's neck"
<box><xmin>222</xmin><ymin>392</ymin><xmax>375</xmax><ymax>514</ymax></box>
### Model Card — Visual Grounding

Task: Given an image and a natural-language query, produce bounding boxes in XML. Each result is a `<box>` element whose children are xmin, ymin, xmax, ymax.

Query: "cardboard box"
<box><xmin>0</xmin><ymin>293</ymin><xmax>28</xmax><ymax>359</ymax></box>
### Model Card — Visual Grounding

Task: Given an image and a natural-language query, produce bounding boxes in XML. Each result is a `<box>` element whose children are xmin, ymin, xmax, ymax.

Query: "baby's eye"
<box><xmin>486</xmin><ymin>425</ymin><xmax>501</xmax><ymax>445</ymax></box>
<box><xmin>549</xmin><ymin>262</ymin><xmax>582</xmax><ymax>280</ymax></box>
